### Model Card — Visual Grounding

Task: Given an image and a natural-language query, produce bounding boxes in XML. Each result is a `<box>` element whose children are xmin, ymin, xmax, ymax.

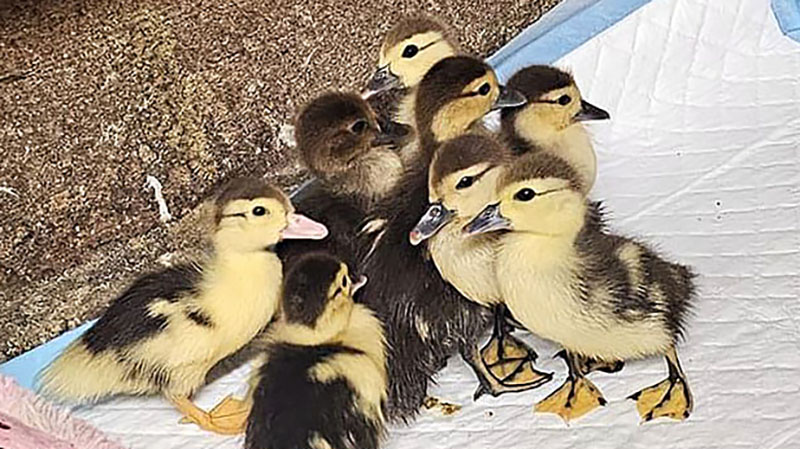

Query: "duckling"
<box><xmin>359</xmin><ymin>55</ymin><xmax>526</xmax><ymax>419</ymax></box>
<box><xmin>364</xmin><ymin>15</ymin><xmax>461</xmax><ymax>168</ymax></box>
<box><xmin>245</xmin><ymin>252</ymin><xmax>386</xmax><ymax>449</ymax></box>
<box><xmin>297</xmin><ymin>92</ymin><xmax>409</xmax><ymax>205</ymax></box>
<box><xmin>464</xmin><ymin>152</ymin><xmax>695</xmax><ymax>423</ymax></box>
<box><xmin>280</xmin><ymin>92</ymin><xmax>408</xmax><ymax>271</ymax></box>
<box><xmin>500</xmin><ymin>65</ymin><xmax>610</xmax><ymax>193</ymax></box>
<box><xmin>365</xmin><ymin>15</ymin><xmax>459</xmax><ymax>125</ymax></box>
<box><xmin>39</xmin><ymin>177</ymin><xmax>329</xmax><ymax>434</ymax></box>
<box><xmin>409</xmin><ymin>134</ymin><xmax>552</xmax><ymax>399</ymax></box>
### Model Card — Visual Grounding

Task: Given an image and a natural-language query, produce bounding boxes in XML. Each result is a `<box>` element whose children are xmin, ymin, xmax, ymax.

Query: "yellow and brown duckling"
<box><xmin>409</xmin><ymin>135</ymin><xmax>552</xmax><ymax>399</ymax></box>
<box><xmin>359</xmin><ymin>55</ymin><xmax>525</xmax><ymax>419</ymax></box>
<box><xmin>245</xmin><ymin>252</ymin><xmax>386</xmax><ymax>449</ymax></box>
<box><xmin>365</xmin><ymin>14</ymin><xmax>460</xmax><ymax>125</ymax></box>
<box><xmin>464</xmin><ymin>152</ymin><xmax>695</xmax><ymax>423</ymax></box>
<box><xmin>501</xmin><ymin>65</ymin><xmax>610</xmax><ymax>193</ymax></box>
<box><xmin>39</xmin><ymin>177</ymin><xmax>328</xmax><ymax>434</ymax></box>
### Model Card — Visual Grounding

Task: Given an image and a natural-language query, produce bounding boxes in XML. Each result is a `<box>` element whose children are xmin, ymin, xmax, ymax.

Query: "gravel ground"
<box><xmin>0</xmin><ymin>0</ymin><xmax>561</xmax><ymax>362</ymax></box>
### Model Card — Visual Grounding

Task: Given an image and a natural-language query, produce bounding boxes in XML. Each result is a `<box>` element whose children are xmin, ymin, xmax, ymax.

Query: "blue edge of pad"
<box><xmin>0</xmin><ymin>0</ymin><xmax>653</xmax><ymax>391</ymax></box>
<box><xmin>772</xmin><ymin>0</ymin><xmax>800</xmax><ymax>42</ymax></box>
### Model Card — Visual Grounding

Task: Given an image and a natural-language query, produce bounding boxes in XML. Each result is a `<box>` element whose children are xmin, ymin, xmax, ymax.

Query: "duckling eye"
<box><xmin>514</xmin><ymin>188</ymin><xmax>536</xmax><ymax>202</ymax></box>
<box><xmin>402</xmin><ymin>45</ymin><xmax>419</xmax><ymax>58</ymax></box>
<box><xmin>350</xmin><ymin>120</ymin><xmax>368</xmax><ymax>134</ymax></box>
<box><xmin>558</xmin><ymin>95</ymin><xmax>572</xmax><ymax>106</ymax></box>
<box><xmin>342</xmin><ymin>276</ymin><xmax>348</xmax><ymax>288</ymax></box>
<box><xmin>252</xmin><ymin>206</ymin><xmax>267</xmax><ymax>216</ymax></box>
<box><xmin>455</xmin><ymin>176</ymin><xmax>475</xmax><ymax>190</ymax></box>
<box><xmin>478</xmin><ymin>83</ymin><xmax>491</xmax><ymax>96</ymax></box>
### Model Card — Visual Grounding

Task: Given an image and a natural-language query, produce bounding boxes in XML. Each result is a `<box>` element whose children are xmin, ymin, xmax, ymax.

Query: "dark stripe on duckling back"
<box><xmin>82</xmin><ymin>264</ymin><xmax>202</xmax><ymax>354</ymax></box>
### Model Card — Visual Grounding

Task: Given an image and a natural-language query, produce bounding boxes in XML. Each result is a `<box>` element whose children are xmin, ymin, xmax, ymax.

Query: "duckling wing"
<box><xmin>81</xmin><ymin>264</ymin><xmax>203</xmax><ymax>353</ymax></box>
<box><xmin>577</xmin><ymin>230</ymin><xmax>695</xmax><ymax>343</ymax></box>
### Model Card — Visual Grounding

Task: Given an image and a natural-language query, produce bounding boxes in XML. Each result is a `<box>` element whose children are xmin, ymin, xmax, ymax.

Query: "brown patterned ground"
<box><xmin>0</xmin><ymin>0</ymin><xmax>561</xmax><ymax>362</ymax></box>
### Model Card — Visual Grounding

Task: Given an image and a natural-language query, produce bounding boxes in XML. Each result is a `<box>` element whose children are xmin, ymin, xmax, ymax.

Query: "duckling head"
<box><xmin>213</xmin><ymin>177</ymin><xmax>328</xmax><ymax>252</ymax></box>
<box><xmin>415</xmin><ymin>56</ymin><xmax>526</xmax><ymax>153</ymax></box>
<box><xmin>500</xmin><ymin>65</ymin><xmax>609</xmax><ymax>145</ymax></box>
<box><xmin>463</xmin><ymin>152</ymin><xmax>586</xmax><ymax>239</ymax></box>
<box><xmin>296</xmin><ymin>92</ymin><xmax>407</xmax><ymax>197</ymax></box>
<box><xmin>366</xmin><ymin>15</ymin><xmax>459</xmax><ymax>95</ymax></box>
<box><xmin>409</xmin><ymin>135</ymin><xmax>511</xmax><ymax>245</ymax></box>
<box><xmin>280</xmin><ymin>252</ymin><xmax>368</xmax><ymax>345</ymax></box>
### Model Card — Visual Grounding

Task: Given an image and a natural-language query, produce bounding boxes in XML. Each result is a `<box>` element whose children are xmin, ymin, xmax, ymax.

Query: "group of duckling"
<box><xmin>39</xmin><ymin>14</ymin><xmax>697</xmax><ymax>449</ymax></box>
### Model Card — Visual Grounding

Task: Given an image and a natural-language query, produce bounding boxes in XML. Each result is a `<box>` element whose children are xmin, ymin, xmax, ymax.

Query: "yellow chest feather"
<box><xmin>429</xmin><ymin>223</ymin><xmax>501</xmax><ymax>306</ymax></box>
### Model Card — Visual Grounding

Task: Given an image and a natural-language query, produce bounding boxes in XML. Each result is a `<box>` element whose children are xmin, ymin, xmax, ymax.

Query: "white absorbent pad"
<box><xmin>58</xmin><ymin>0</ymin><xmax>800</xmax><ymax>447</ymax></box>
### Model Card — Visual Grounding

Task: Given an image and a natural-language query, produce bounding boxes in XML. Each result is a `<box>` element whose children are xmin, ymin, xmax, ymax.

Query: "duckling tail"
<box><xmin>38</xmin><ymin>340</ymin><xmax>140</xmax><ymax>404</ymax></box>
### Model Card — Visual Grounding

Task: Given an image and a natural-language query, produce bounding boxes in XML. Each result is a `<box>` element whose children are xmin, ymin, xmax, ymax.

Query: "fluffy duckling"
<box><xmin>281</xmin><ymin>92</ymin><xmax>408</xmax><ymax>271</ymax></box>
<box><xmin>359</xmin><ymin>55</ymin><xmax>525</xmax><ymax>419</ymax></box>
<box><xmin>365</xmin><ymin>15</ymin><xmax>459</xmax><ymax>124</ymax></box>
<box><xmin>409</xmin><ymin>135</ymin><xmax>551</xmax><ymax>398</ymax></box>
<box><xmin>464</xmin><ymin>153</ymin><xmax>695</xmax><ymax>423</ymax></box>
<box><xmin>39</xmin><ymin>177</ymin><xmax>328</xmax><ymax>434</ymax></box>
<box><xmin>501</xmin><ymin>65</ymin><xmax>610</xmax><ymax>193</ymax></box>
<box><xmin>296</xmin><ymin>92</ymin><xmax>408</xmax><ymax>205</ymax></box>
<box><xmin>246</xmin><ymin>252</ymin><xmax>386</xmax><ymax>449</ymax></box>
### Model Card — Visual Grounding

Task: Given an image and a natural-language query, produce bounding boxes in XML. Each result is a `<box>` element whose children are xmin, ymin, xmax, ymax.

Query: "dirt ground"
<box><xmin>0</xmin><ymin>0</ymin><xmax>560</xmax><ymax>362</ymax></box>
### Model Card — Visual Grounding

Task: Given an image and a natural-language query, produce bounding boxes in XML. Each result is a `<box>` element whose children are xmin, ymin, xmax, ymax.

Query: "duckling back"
<box><xmin>38</xmin><ymin>264</ymin><xmax>204</xmax><ymax>403</ymax></box>
<box><xmin>246</xmin><ymin>252</ymin><xmax>387</xmax><ymax>449</ymax></box>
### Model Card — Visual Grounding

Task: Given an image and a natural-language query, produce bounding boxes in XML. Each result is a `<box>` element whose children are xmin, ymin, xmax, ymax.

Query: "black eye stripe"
<box><xmin>455</xmin><ymin>165</ymin><xmax>494</xmax><ymax>187</ymax></box>
<box><xmin>514</xmin><ymin>187</ymin><xmax>568</xmax><ymax>201</ymax></box>
<box><xmin>532</xmin><ymin>96</ymin><xmax>572</xmax><ymax>105</ymax></box>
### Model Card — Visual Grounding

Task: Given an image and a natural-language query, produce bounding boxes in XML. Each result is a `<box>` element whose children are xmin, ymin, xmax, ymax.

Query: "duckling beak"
<box><xmin>281</xmin><ymin>213</ymin><xmax>329</xmax><ymax>240</ymax></box>
<box><xmin>409</xmin><ymin>202</ymin><xmax>453</xmax><ymax>246</ymax></box>
<box><xmin>491</xmin><ymin>86</ymin><xmax>527</xmax><ymax>111</ymax></box>
<box><xmin>463</xmin><ymin>203</ymin><xmax>512</xmax><ymax>235</ymax></box>
<box><xmin>352</xmin><ymin>275</ymin><xmax>368</xmax><ymax>295</ymax></box>
<box><xmin>574</xmin><ymin>99</ymin><xmax>610</xmax><ymax>122</ymax></box>
<box><xmin>372</xmin><ymin>120</ymin><xmax>411</xmax><ymax>148</ymax></box>
<box><xmin>363</xmin><ymin>65</ymin><xmax>401</xmax><ymax>98</ymax></box>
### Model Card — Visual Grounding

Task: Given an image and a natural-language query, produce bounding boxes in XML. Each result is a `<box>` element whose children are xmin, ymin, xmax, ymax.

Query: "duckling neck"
<box><xmin>526</xmin><ymin>124</ymin><xmax>596</xmax><ymax>192</ymax></box>
<box><xmin>333</xmin><ymin>304</ymin><xmax>386</xmax><ymax>367</ymax></box>
<box><xmin>328</xmin><ymin>150</ymin><xmax>404</xmax><ymax>207</ymax></box>
<box><xmin>395</xmin><ymin>88</ymin><xmax>417</xmax><ymax>126</ymax></box>
<box><xmin>202</xmin><ymin>248</ymin><xmax>282</xmax><ymax>333</ymax></box>
<box><xmin>429</xmin><ymin>220</ymin><xmax>502</xmax><ymax>306</ymax></box>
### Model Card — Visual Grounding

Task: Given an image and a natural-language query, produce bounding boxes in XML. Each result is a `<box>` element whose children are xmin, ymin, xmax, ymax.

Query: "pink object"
<box><xmin>0</xmin><ymin>374</ymin><xmax>125</xmax><ymax>449</ymax></box>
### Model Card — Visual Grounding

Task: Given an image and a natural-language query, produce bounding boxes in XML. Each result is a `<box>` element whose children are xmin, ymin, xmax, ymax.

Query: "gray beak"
<box><xmin>574</xmin><ymin>99</ymin><xmax>610</xmax><ymax>122</ymax></box>
<box><xmin>491</xmin><ymin>86</ymin><xmax>527</xmax><ymax>111</ymax></box>
<box><xmin>463</xmin><ymin>203</ymin><xmax>512</xmax><ymax>235</ymax></box>
<box><xmin>371</xmin><ymin>120</ymin><xmax>411</xmax><ymax>148</ymax></box>
<box><xmin>409</xmin><ymin>202</ymin><xmax>454</xmax><ymax>246</ymax></box>
<box><xmin>364</xmin><ymin>66</ymin><xmax>401</xmax><ymax>97</ymax></box>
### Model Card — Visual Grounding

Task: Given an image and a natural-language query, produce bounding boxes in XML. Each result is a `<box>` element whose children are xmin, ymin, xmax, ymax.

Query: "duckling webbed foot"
<box><xmin>172</xmin><ymin>394</ymin><xmax>250</xmax><ymax>435</ymax></box>
<box><xmin>469</xmin><ymin>305</ymin><xmax>552</xmax><ymax>400</ymax></box>
<box><xmin>628</xmin><ymin>347</ymin><xmax>693</xmax><ymax>423</ymax></box>
<box><xmin>534</xmin><ymin>351</ymin><xmax>606</xmax><ymax>422</ymax></box>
